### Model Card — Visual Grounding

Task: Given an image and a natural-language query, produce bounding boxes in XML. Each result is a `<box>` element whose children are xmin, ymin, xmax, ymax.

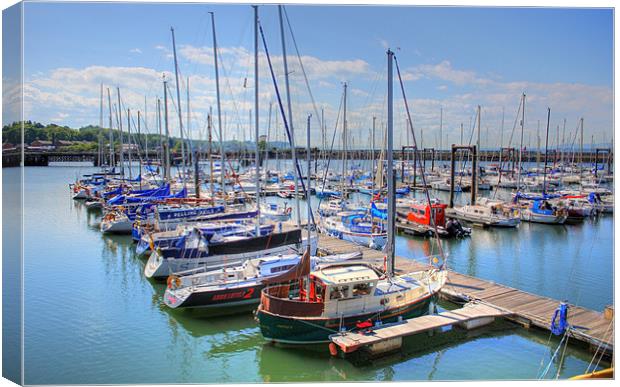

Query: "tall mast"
<box><xmin>116</xmin><ymin>87</ymin><xmax>125</xmax><ymax>177</ymax></box>
<box><xmin>475</xmin><ymin>105</ymin><xmax>481</xmax><ymax>198</ymax></box>
<box><xmin>341</xmin><ymin>82</ymin><xmax>347</xmax><ymax>199</ymax></box>
<box><xmin>386</xmin><ymin>49</ymin><xmax>395</xmax><ymax>277</ymax></box>
<box><xmin>306</xmin><ymin>114</ymin><xmax>312</xmax><ymax>249</ymax></box>
<box><xmin>516</xmin><ymin>93</ymin><xmax>525</xmax><ymax>191</ymax></box>
<box><xmin>107</xmin><ymin>88</ymin><xmax>114</xmax><ymax>168</ymax></box>
<box><xmin>208</xmin><ymin>108</ymin><xmax>214</xmax><ymax>198</ymax></box>
<box><xmin>372</xmin><ymin>115</ymin><xmax>376</xmax><ymax>195</ymax></box>
<box><xmin>279</xmin><ymin>5</ymin><xmax>300</xmax><ymax>227</ymax></box>
<box><xmin>536</xmin><ymin>120</ymin><xmax>541</xmax><ymax>172</ymax></box>
<box><xmin>210</xmin><ymin>12</ymin><xmax>225</xmax><ymax>203</ymax></box>
<box><xmin>561</xmin><ymin>118</ymin><xmax>566</xmax><ymax>165</ymax></box>
<box><xmin>163</xmin><ymin>80</ymin><xmax>171</xmax><ymax>181</ymax></box>
<box><xmin>98</xmin><ymin>82</ymin><xmax>103</xmax><ymax>168</ymax></box>
<box><xmin>542</xmin><ymin>108</ymin><xmax>551</xmax><ymax>194</ymax></box>
<box><xmin>187</xmin><ymin>76</ymin><xmax>192</xmax><ymax>169</ymax></box>
<box><xmin>253</xmin><ymin>5</ymin><xmax>260</xmax><ymax>234</ymax></box>
<box><xmin>144</xmin><ymin>96</ymin><xmax>149</xmax><ymax>164</ymax></box>
<box><xmin>137</xmin><ymin>110</ymin><xmax>142</xmax><ymax>185</ymax></box>
<box><xmin>170</xmin><ymin>27</ymin><xmax>186</xmax><ymax>185</ymax></box>
<box><xmin>127</xmin><ymin>108</ymin><xmax>133</xmax><ymax>180</ymax></box>
<box><xmin>157</xmin><ymin>97</ymin><xmax>163</xmax><ymax>178</ymax></box>
<box><xmin>580</xmin><ymin>117</ymin><xmax>584</xmax><ymax>181</ymax></box>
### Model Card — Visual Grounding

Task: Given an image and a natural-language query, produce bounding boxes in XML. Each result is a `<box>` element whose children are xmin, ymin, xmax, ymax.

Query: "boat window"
<box><xmin>329</xmin><ymin>285</ymin><xmax>349</xmax><ymax>300</ymax></box>
<box><xmin>352</xmin><ymin>282</ymin><xmax>374</xmax><ymax>297</ymax></box>
<box><xmin>270</xmin><ymin>264</ymin><xmax>295</xmax><ymax>273</ymax></box>
<box><xmin>419</xmin><ymin>209</ymin><xmax>426</xmax><ymax>216</ymax></box>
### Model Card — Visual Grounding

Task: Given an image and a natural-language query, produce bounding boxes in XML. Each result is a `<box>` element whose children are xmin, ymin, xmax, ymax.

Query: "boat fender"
<box><xmin>550</xmin><ymin>302</ymin><xmax>569</xmax><ymax>335</ymax></box>
<box><xmin>328</xmin><ymin>343</ymin><xmax>338</xmax><ymax>357</ymax></box>
<box><xmin>167</xmin><ymin>275</ymin><xmax>181</xmax><ymax>289</ymax></box>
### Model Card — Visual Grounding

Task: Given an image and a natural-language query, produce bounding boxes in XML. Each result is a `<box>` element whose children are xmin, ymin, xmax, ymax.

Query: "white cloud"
<box><xmin>130</xmin><ymin>48</ymin><xmax>142</xmax><ymax>54</ymax></box>
<box><xmin>19</xmin><ymin>51</ymin><xmax>612</xmax><ymax>150</ymax></box>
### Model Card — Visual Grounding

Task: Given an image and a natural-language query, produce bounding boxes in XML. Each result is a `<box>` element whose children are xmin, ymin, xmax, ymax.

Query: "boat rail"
<box><xmin>260</xmin><ymin>284</ymin><xmax>324</xmax><ymax>317</ymax></box>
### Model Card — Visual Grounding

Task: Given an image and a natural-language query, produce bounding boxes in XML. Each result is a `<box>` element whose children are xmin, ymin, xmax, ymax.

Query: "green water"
<box><xmin>13</xmin><ymin>166</ymin><xmax>612</xmax><ymax>384</ymax></box>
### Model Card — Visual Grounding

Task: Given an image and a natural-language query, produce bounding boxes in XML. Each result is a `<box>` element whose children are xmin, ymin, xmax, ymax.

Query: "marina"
<box><xmin>3</xmin><ymin>2</ymin><xmax>615</xmax><ymax>385</ymax></box>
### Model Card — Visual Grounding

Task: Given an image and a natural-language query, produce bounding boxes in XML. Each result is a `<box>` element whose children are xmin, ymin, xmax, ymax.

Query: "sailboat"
<box><xmin>255</xmin><ymin>49</ymin><xmax>447</xmax><ymax>344</ymax></box>
<box><xmin>317</xmin><ymin>83</ymin><xmax>388</xmax><ymax>250</ymax></box>
<box><xmin>517</xmin><ymin>108</ymin><xmax>568</xmax><ymax>224</ymax></box>
<box><xmin>448</xmin><ymin>106</ymin><xmax>520</xmax><ymax>228</ymax></box>
<box><xmin>163</xmin><ymin>250</ymin><xmax>362</xmax><ymax>314</ymax></box>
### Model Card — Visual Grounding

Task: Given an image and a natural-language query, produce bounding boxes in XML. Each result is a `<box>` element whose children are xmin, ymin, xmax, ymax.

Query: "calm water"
<box><xmin>15</xmin><ymin>165</ymin><xmax>612</xmax><ymax>384</ymax></box>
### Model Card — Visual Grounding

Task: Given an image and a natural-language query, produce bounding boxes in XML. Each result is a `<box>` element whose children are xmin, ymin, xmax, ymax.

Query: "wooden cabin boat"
<box><xmin>256</xmin><ymin>262</ymin><xmax>447</xmax><ymax>344</ymax></box>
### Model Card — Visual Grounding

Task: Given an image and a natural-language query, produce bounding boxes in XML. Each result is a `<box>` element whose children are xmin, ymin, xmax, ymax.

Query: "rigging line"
<box><xmin>282</xmin><ymin>6</ymin><xmax>323</xmax><ymax>130</ymax></box>
<box><xmin>317</xmin><ymin>89</ymin><xmax>345</xmax><ymax>209</ymax></box>
<box><xmin>258</xmin><ymin>20</ymin><xmax>316</xmax><ymax>227</ymax></box>
<box><xmin>393</xmin><ymin>54</ymin><xmax>445</xmax><ymax>264</ymax></box>
<box><xmin>587</xmin><ymin>319</ymin><xmax>613</xmax><ymax>373</ymax></box>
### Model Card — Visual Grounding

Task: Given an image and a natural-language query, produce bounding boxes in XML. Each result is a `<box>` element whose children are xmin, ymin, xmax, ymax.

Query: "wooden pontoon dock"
<box><xmin>314</xmin><ymin>233</ymin><xmax>614</xmax><ymax>357</ymax></box>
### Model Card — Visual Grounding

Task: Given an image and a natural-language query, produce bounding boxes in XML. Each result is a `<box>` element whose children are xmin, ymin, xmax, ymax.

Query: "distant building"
<box><xmin>121</xmin><ymin>144</ymin><xmax>139</xmax><ymax>151</ymax></box>
<box><xmin>259</xmin><ymin>135</ymin><xmax>268</xmax><ymax>143</ymax></box>
<box><xmin>2</xmin><ymin>143</ymin><xmax>17</xmax><ymax>152</ymax></box>
<box><xmin>28</xmin><ymin>140</ymin><xmax>55</xmax><ymax>150</ymax></box>
<box><xmin>57</xmin><ymin>140</ymin><xmax>77</xmax><ymax>147</ymax></box>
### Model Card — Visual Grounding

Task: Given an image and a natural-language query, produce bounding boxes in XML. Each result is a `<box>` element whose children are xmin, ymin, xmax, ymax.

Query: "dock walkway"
<box><xmin>316</xmin><ymin>233</ymin><xmax>614</xmax><ymax>356</ymax></box>
<box><xmin>330</xmin><ymin>303</ymin><xmax>509</xmax><ymax>354</ymax></box>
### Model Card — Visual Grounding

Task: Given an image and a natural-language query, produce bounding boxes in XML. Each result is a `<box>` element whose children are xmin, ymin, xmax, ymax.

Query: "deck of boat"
<box><xmin>315</xmin><ymin>233</ymin><xmax>614</xmax><ymax>357</ymax></box>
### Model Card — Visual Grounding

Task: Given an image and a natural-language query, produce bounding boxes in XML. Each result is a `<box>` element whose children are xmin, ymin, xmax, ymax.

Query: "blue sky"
<box><xmin>4</xmin><ymin>2</ymin><xmax>614</xmax><ymax>149</ymax></box>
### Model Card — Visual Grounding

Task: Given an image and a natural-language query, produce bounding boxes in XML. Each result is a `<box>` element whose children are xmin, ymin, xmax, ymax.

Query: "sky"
<box><xmin>2</xmin><ymin>1</ymin><xmax>614</xmax><ymax>150</ymax></box>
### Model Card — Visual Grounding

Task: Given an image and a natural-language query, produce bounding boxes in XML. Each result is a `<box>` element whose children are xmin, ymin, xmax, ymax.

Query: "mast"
<box><xmin>386</xmin><ymin>49</ymin><xmax>395</xmax><ymax>277</ymax></box>
<box><xmin>127</xmin><ymin>108</ymin><xmax>133</xmax><ymax>180</ymax></box>
<box><xmin>210</xmin><ymin>12</ymin><xmax>225</xmax><ymax>203</ymax></box>
<box><xmin>157</xmin><ymin>97</ymin><xmax>163</xmax><ymax>176</ymax></box>
<box><xmin>98</xmin><ymin>83</ymin><xmax>103</xmax><ymax>168</ymax></box>
<box><xmin>516</xmin><ymin>93</ymin><xmax>525</xmax><ymax>191</ymax></box>
<box><xmin>341</xmin><ymin>82</ymin><xmax>347</xmax><ymax>200</ymax></box>
<box><xmin>171</xmin><ymin>27</ymin><xmax>186</xmax><ymax>186</ymax></box>
<box><xmin>116</xmin><ymin>87</ymin><xmax>125</xmax><ymax>177</ymax></box>
<box><xmin>306</xmin><ymin>114</ymin><xmax>312</xmax><ymax>249</ymax></box>
<box><xmin>187</xmin><ymin>76</ymin><xmax>193</xmax><ymax>170</ymax></box>
<box><xmin>561</xmin><ymin>118</ymin><xmax>566</xmax><ymax>165</ymax></box>
<box><xmin>107</xmin><ymin>88</ymin><xmax>114</xmax><ymax>169</ymax></box>
<box><xmin>580</xmin><ymin>117</ymin><xmax>584</xmax><ymax>181</ymax></box>
<box><xmin>208</xmin><ymin>108</ymin><xmax>214</xmax><ymax>199</ymax></box>
<box><xmin>137</xmin><ymin>110</ymin><xmax>142</xmax><ymax>187</ymax></box>
<box><xmin>279</xmin><ymin>4</ymin><xmax>300</xmax><ymax>227</ymax></box>
<box><xmin>542</xmin><ymin>108</ymin><xmax>551</xmax><ymax>194</ymax></box>
<box><xmin>536</xmin><ymin>120</ymin><xmax>541</xmax><ymax>172</ymax></box>
<box><xmin>372</xmin><ymin>115</ymin><xmax>376</xmax><ymax>195</ymax></box>
<box><xmin>144</xmin><ymin>96</ymin><xmax>149</xmax><ymax>164</ymax></box>
<box><xmin>163</xmin><ymin>80</ymin><xmax>171</xmax><ymax>181</ymax></box>
<box><xmin>254</xmin><ymin>5</ymin><xmax>260</xmax><ymax>234</ymax></box>
<box><xmin>475</xmin><ymin>105</ymin><xmax>481</xmax><ymax>198</ymax></box>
